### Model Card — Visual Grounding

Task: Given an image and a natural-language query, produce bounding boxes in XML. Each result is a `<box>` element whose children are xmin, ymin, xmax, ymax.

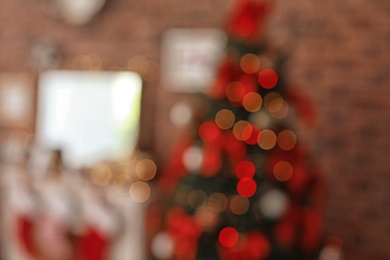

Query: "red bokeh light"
<box><xmin>233</xmin><ymin>16</ymin><xmax>255</xmax><ymax>37</ymax></box>
<box><xmin>235</xmin><ymin>160</ymin><xmax>256</xmax><ymax>179</ymax></box>
<box><xmin>245</xmin><ymin>124</ymin><xmax>261</xmax><ymax>145</ymax></box>
<box><xmin>237</xmin><ymin>177</ymin><xmax>257</xmax><ymax>198</ymax></box>
<box><xmin>219</xmin><ymin>227</ymin><xmax>239</xmax><ymax>248</ymax></box>
<box><xmin>246</xmin><ymin>232</ymin><xmax>271</xmax><ymax>259</ymax></box>
<box><xmin>199</xmin><ymin>121</ymin><xmax>220</xmax><ymax>142</ymax></box>
<box><xmin>258</xmin><ymin>69</ymin><xmax>278</xmax><ymax>89</ymax></box>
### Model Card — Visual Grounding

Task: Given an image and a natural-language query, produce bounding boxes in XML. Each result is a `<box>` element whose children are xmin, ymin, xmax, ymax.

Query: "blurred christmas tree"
<box><xmin>148</xmin><ymin>0</ymin><xmax>324</xmax><ymax>259</ymax></box>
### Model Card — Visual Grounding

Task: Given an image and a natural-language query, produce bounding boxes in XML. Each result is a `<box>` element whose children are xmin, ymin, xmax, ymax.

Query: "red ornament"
<box><xmin>237</xmin><ymin>177</ymin><xmax>257</xmax><ymax>198</ymax></box>
<box><xmin>235</xmin><ymin>160</ymin><xmax>256</xmax><ymax>179</ymax></box>
<box><xmin>219</xmin><ymin>227</ymin><xmax>239</xmax><ymax>248</ymax></box>
<box><xmin>258</xmin><ymin>68</ymin><xmax>278</xmax><ymax>89</ymax></box>
<box><xmin>228</xmin><ymin>0</ymin><xmax>273</xmax><ymax>39</ymax></box>
<box><xmin>199</xmin><ymin>121</ymin><xmax>221</xmax><ymax>143</ymax></box>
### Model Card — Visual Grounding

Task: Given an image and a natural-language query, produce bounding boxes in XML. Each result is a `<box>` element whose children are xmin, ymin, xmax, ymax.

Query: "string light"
<box><xmin>112</xmin><ymin>174</ymin><xmax>132</xmax><ymax>194</ymax></box>
<box><xmin>208</xmin><ymin>193</ymin><xmax>228</xmax><ymax>213</ymax></box>
<box><xmin>270</xmin><ymin>99</ymin><xmax>289</xmax><ymax>119</ymax></box>
<box><xmin>129</xmin><ymin>181</ymin><xmax>151</xmax><ymax>203</ymax></box>
<box><xmin>240</xmin><ymin>53</ymin><xmax>261</xmax><ymax>74</ymax></box>
<box><xmin>249</xmin><ymin>109</ymin><xmax>272</xmax><ymax>129</ymax></box>
<box><xmin>277</xmin><ymin>130</ymin><xmax>297</xmax><ymax>151</ymax></box>
<box><xmin>90</xmin><ymin>163</ymin><xmax>112</xmax><ymax>186</ymax></box>
<box><xmin>233</xmin><ymin>120</ymin><xmax>251</xmax><ymax>141</ymax></box>
<box><xmin>187</xmin><ymin>189</ymin><xmax>207</xmax><ymax>209</ymax></box>
<box><xmin>243</xmin><ymin>92</ymin><xmax>262</xmax><ymax>112</ymax></box>
<box><xmin>258</xmin><ymin>129</ymin><xmax>277</xmax><ymax>150</ymax></box>
<box><xmin>230</xmin><ymin>195</ymin><xmax>250</xmax><ymax>215</ymax></box>
<box><xmin>273</xmin><ymin>161</ymin><xmax>293</xmax><ymax>182</ymax></box>
<box><xmin>259</xmin><ymin>189</ymin><xmax>288</xmax><ymax>219</ymax></box>
<box><xmin>182</xmin><ymin>146</ymin><xmax>203</xmax><ymax>171</ymax></box>
<box><xmin>264</xmin><ymin>92</ymin><xmax>283</xmax><ymax>111</ymax></box>
<box><xmin>175</xmin><ymin>185</ymin><xmax>192</xmax><ymax>206</ymax></box>
<box><xmin>215</xmin><ymin>109</ymin><xmax>235</xmax><ymax>130</ymax></box>
<box><xmin>135</xmin><ymin>159</ymin><xmax>157</xmax><ymax>181</ymax></box>
<box><xmin>226</xmin><ymin>81</ymin><xmax>246</xmax><ymax>103</ymax></box>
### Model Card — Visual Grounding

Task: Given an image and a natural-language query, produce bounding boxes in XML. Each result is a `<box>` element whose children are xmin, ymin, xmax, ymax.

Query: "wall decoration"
<box><xmin>0</xmin><ymin>73</ymin><xmax>36</xmax><ymax>129</ymax></box>
<box><xmin>160</xmin><ymin>29</ymin><xmax>227</xmax><ymax>93</ymax></box>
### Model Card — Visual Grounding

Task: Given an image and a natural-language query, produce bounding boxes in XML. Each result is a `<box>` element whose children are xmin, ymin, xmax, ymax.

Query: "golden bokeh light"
<box><xmin>229</xmin><ymin>195</ymin><xmax>250</xmax><ymax>215</ymax></box>
<box><xmin>264</xmin><ymin>92</ymin><xmax>283</xmax><ymax>112</ymax></box>
<box><xmin>187</xmin><ymin>189</ymin><xmax>208</xmax><ymax>209</ymax></box>
<box><xmin>240</xmin><ymin>53</ymin><xmax>261</xmax><ymax>74</ymax></box>
<box><xmin>175</xmin><ymin>185</ymin><xmax>192</xmax><ymax>206</ymax></box>
<box><xmin>243</xmin><ymin>92</ymin><xmax>262</xmax><ymax>112</ymax></box>
<box><xmin>128</xmin><ymin>55</ymin><xmax>147</xmax><ymax>71</ymax></box>
<box><xmin>135</xmin><ymin>159</ymin><xmax>157</xmax><ymax>181</ymax></box>
<box><xmin>112</xmin><ymin>174</ymin><xmax>132</xmax><ymax>194</ymax></box>
<box><xmin>208</xmin><ymin>192</ymin><xmax>228</xmax><ymax>213</ymax></box>
<box><xmin>215</xmin><ymin>109</ymin><xmax>235</xmax><ymax>130</ymax></box>
<box><xmin>273</xmin><ymin>161</ymin><xmax>293</xmax><ymax>182</ymax></box>
<box><xmin>270</xmin><ymin>100</ymin><xmax>289</xmax><ymax>119</ymax></box>
<box><xmin>90</xmin><ymin>163</ymin><xmax>112</xmax><ymax>186</ymax></box>
<box><xmin>233</xmin><ymin>120</ymin><xmax>251</xmax><ymax>141</ymax></box>
<box><xmin>277</xmin><ymin>130</ymin><xmax>297</xmax><ymax>151</ymax></box>
<box><xmin>257</xmin><ymin>129</ymin><xmax>277</xmax><ymax>150</ymax></box>
<box><xmin>129</xmin><ymin>181</ymin><xmax>151</xmax><ymax>203</ymax></box>
<box><xmin>140</xmin><ymin>60</ymin><xmax>160</xmax><ymax>82</ymax></box>
<box><xmin>71</xmin><ymin>54</ymin><xmax>103</xmax><ymax>70</ymax></box>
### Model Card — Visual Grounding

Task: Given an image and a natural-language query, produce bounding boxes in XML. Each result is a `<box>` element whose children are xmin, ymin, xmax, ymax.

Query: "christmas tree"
<box><xmin>148</xmin><ymin>0</ymin><xmax>324</xmax><ymax>259</ymax></box>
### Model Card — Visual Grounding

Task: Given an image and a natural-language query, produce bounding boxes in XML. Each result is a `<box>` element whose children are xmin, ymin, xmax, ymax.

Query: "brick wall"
<box><xmin>1</xmin><ymin>0</ymin><xmax>390</xmax><ymax>259</ymax></box>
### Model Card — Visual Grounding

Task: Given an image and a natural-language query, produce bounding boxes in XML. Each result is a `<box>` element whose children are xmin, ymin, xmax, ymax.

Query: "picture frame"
<box><xmin>161</xmin><ymin>28</ymin><xmax>227</xmax><ymax>93</ymax></box>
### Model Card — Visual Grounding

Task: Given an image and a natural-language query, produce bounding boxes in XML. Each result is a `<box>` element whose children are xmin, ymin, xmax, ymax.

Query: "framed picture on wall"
<box><xmin>0</xmin><ymin>72</ymin><xmax>36</xmax><ymax>129</ymax></box>
<box><xmin>161</xmin><ymin>28</ymin><xmax>227</xmax><ymax>93</ymax></box>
